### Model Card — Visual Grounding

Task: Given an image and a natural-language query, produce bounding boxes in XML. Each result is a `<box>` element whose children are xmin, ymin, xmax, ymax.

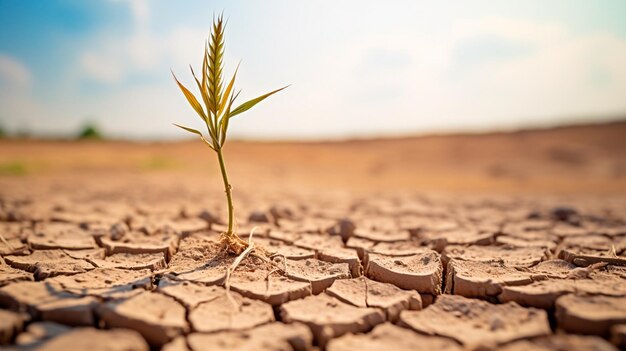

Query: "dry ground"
<box><xmin>1</xmin><ymin>120</ymin><xmax>625</xmax><ymax>194</ymax></box>
<box><xmin>0</xmin><ymin>121</ymin><xmax>625</xmax><ymax>350</ymax></box>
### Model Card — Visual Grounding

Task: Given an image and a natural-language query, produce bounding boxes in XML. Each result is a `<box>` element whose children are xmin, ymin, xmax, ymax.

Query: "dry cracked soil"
<box><xmin>0</xmin><ymin>171</ymin><xmax>625</xmax><ymax>350</ymax></box>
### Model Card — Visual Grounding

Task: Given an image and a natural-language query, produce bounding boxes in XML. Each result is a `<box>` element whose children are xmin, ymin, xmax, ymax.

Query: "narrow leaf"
<box><xmin>173</xmin><ymin>123</ymin><xmax>203</xmax><ymax>137</ymax></box>
<box><xmin>218</xmin><ymin>61</ymin><xmax>240</xmax><ymax>115</ymax></box>
<box><xmin>229</xmin><ymin>85</ymin><xmax>289</xmax><ymax>118</ymax></box>
<box><xmin>219</xmin><ymin>90</ymin><xmax>241</xmax><ymax>146</ymax></box>
<box><xmin>171</xmin><ymin>71</ymin><xmax>207</xmax><ymax>121</ymax></box>
<box><xmin>189</xmin><ymin>65</ymin><xmax>209</xmax><ymax>123</ymax></box>
<box><xmin>173</xmin><ymin>124</ymin><xmax>215</xmax><ymax>150</ymax></box>
<box><xmin>190</xmin><ymin>64</ymin><xmax>217</xmax><ymax>140</ymax></box>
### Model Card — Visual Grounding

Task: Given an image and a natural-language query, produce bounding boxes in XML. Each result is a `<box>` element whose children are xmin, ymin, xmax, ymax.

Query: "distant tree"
<box><xmin>15</xmin><ymin>129</ymin><xmax>31</xmax><ymax>139</ymax></box>
<box><xmin>0</xmin><ymin>124</ymin><xmax>5</xmax><ymax>139</ymax></box>
<box><xmin>77</xmin><ymin>123</ymin><xmax>103</xmax><ymax>140</ymax></box>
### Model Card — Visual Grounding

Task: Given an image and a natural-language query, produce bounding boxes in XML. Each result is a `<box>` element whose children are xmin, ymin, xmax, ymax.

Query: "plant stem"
<box><xmin>216</xmin><ymin>147</ymin><xmax>234</xmax><ymax>236</ymax></box>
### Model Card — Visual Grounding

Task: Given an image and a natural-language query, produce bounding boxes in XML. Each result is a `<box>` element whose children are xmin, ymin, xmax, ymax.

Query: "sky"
<box><xmin>1</xmin><ymin>0</ymin><xmax>625</xmax><ymax>140</ymax></box>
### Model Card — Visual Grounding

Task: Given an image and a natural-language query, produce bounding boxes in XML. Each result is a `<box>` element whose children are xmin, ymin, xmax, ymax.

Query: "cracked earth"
<box><xmin>1</xmin><ymin>174</ymin><xmax>624</xmax><ymax>351</ymax></box>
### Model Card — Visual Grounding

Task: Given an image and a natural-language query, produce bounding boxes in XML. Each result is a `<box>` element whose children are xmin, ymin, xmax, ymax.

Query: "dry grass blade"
<box><xmin>189</xmin><ymin>65</ymin><xmax>213</xmax><ymax>131</ymax></box>
<box><xmin>219</xmin><ymin>90</ymin><xmax>241</xmax><ymax>146</ymax></box>
<box><xmin>171</xmin><ymin>71</ymin><xmax>206</xmax><ymax>121</ymax></box>
<box><xmin>172</xmin><ymin>124</ymin><xmax>215</xmax><ymax>150</ymax></box>
<box><xmin>229</xmin><ymin>85</ymin><xmax>290</xmax><ymax>118</ymax></box>
<box><xmin>265</xmin><ymin>268</ymin><xmax>281</xmax><ymax>297</ymax></box>
<box><xmin>224</xmin><ymin>226</ymin><xmax>259</xmax><ymax>309</ymax></box>
<box><xmin>219</xmin><ymin>61</ymin><xmax>240</xmax><ymax>115</ymax></box>
<box><xmin>172</xmin><ymin>123</ymin><xmax>203</xmax><ymax>136</ymax></box>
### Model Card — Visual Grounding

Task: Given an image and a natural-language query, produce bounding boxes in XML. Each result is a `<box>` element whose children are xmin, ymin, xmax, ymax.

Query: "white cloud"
<box><xmin>62</xmin><ymin>8</ymin><xmax>626</xmax><ymax>138</ymax></box>
<box><xmin>79</xmin><ymin>0</ymin><xmax>206</xmax><ymax>85</ymax></box>
<box><xmin>0</xmin><ymin>54</ymin><xmax>47</xmax><ymax>131</ymax></box>
<box><xmin>79</xmin><ymin>51</ymin><xmax>124</xmax><ymax>83</ymax></box>
<box><xmin>128</xmin><ymin>0</ymin><xmax>149</xmax><ymax>28</ymax></box>
<box><xmin>79</xmin><ymin>0</ymin><xmax>151</xmax><ymax>83</ymax></box>
<box><xmin>322</xmin><ymin>16</ymin><xmax>626</xmax><ymax>136</ymax></box>
<box><xmin>454</xmin><ymin>17</ymin><xmax>568</xmax><ymax>47</ymax></box>
<box><xmin>0</xmin><ymin>54</ymin><xmax>32</xmax><ymax>90</ymax></box>
<box><xmin>439</xmin><ymin>19</ymin><xmax>626</xmax><ymax>126</ymax></box>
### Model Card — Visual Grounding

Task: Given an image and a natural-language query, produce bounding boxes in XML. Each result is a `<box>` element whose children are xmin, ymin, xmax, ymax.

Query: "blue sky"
<box><xmin>1</xmin><ymin>0</ymin><xmax>625</xmax><ymax>139</ymax></box>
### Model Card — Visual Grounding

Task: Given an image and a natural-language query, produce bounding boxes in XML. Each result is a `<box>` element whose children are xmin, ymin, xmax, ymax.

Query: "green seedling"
<box><xmin>172</xmin><ymin>14</ymin><xmax>287</xmax><ymax>254</ymax></box>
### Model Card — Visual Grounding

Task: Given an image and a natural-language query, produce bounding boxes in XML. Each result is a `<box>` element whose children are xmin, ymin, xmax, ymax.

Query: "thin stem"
<box><xmin>216</xmin><ymin>147</ymin><xmax>234</xmax><ymax>235</ymax></box>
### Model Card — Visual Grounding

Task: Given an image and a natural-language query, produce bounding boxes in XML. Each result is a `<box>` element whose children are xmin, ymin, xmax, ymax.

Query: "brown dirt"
<box><xmin>0</xmin><ymin>121</ymin><xmax>625</xmax><ymax>194</ymax></box>
<box><xmin>399</xmin><ymin>294</ymin><xmax>551</xmax><ymax>347</ymax></box>
<box><xmin>0</xmin><ymin>122</ymin><xmax>626</xmax><ymax>349</ymax></box>
<box><xmin>188</xmin><ymin>292</ymin><xmax>274</xmax><ymax>333</ymax></box>
<box><xmin>36</xmin><ymin>327</ymin><xmax>149</xmax><ymax>351</ymax></box>
<box><xmin>186</xmin><ymin>322</ymin><xmax>312</xmax><ymax>351</ymax></box>
<box><xmin>98</xmin><ymin>291</ymin><xmax>188</xmax><ymax>347</ymax></box>
<box><xmin>327</xmin><ymin>323</ymin><xmax>463</xmax><ymax>351</ymax></box>
<box><xmin>280</xmin><ymin>293</ymin><xmax>385</xmax><ymax>348</ymax></box>
<box><xmin>12</xmin><ymin>322</ymin><xmax>71</xmax><ymax>348</ymax></box>
<box><xmin>0</xmin><ymin>309</ymin><xmax>25</xmax><ymax>344</ymax></box>
<box><xmin>326</xmin><ymin>277</ymin><xmax>422</xmax><ymax>322</ymax></box>
<box><xmin>500</xmin><ymin>335</ymin><xmax>618</xmax><ymax>351</ymax></box>
<box><xmin>285</xmin><ymin>259</ymin><xmax>351</xmax><ymax>294</ymax></box>
<box><xmin>555</xmin><ymin>295</ymin><xmax>626</xmax><ymax>337</ymax></box>
<box><xmin>365</xmin><ymin>250</ymin><xmax>443</xmax><ymax>294</ymax></box>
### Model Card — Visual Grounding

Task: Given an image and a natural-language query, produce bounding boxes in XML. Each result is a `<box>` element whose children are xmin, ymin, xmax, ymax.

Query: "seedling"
<box><xmin>172</xmin><ymin>14</ymin><xmax>287</xmax><ymax>254</ymax></box>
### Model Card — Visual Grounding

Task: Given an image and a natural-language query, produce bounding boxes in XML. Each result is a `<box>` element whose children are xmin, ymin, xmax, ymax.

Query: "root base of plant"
<box><xmin>219</xmin><ymin>232</ymin><xmax>249</xmax><ymax>255</ymax></box>
<box><xmin>219</xmin><ymin>227</ymin><xmax>284</xmax><ymax>310</ymax></box>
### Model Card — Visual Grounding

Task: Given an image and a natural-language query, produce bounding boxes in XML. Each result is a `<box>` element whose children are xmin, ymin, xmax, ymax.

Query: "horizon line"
<box><xmin>2</xmin><ymin>116</ymin><xmax>624</xmax><ymax>144</ymax></box>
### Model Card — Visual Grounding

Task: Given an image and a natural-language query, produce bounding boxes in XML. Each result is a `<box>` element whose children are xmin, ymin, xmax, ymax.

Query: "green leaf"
<box><xmin>189</xmin><ymin>66</ymin><xmax>209</xmax><ymax>118</ymax></box>
<box><xmin>173</xmin><ymin>123</ymin><xmax>203</xmax><ymax>137</ymax></box>
<box><xmin>173</xmin><ymin>123</ymin><xmax>215</xmax><ymax>150</ymax></box>
<box><xmin>219</xmin><ymin>90</ymin><xmax>241</xmax><ymax>147</ymax></box>
<box><xmin>229</xmin><ymin>85</ymin><xmax>289</xmax><ymax>118</ymax></box>
<box><xmin>190</xmin><ymin>63</ymin><xmax>218</xmax><ymax>141</ymax></box>
<box><xmin>172</xmin><ymin>71</ymin><xmax>207</xmax><ymax>121</ymax></box>
<box><xmin>218</xmin><ymin>61</ymin><xmax>240</xmax><ymax>115</ymax></box>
